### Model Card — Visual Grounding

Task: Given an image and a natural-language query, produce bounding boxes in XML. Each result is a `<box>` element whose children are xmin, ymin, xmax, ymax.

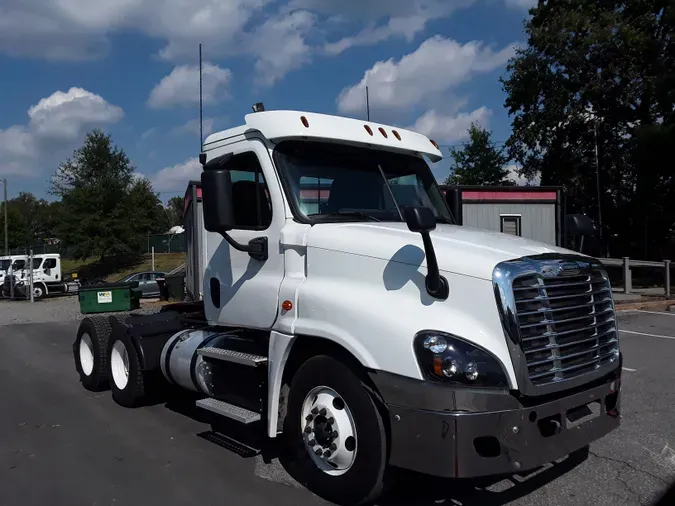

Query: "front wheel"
<box><xmin>33</xmin><ymin>283</ymin><xmax>45</xmax><ymax>300</ymax></box>
<box><xmin>283</xmin><ymin>355</ymin><xmax>388</xmax><ymax>505</ymax></box>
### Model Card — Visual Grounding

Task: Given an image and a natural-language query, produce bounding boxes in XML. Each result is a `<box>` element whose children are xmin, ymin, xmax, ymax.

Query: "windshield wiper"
<box><xmin>309</xmin><ymin>211</ymin><xmax>381</xmax><ymax>222</ymax></box>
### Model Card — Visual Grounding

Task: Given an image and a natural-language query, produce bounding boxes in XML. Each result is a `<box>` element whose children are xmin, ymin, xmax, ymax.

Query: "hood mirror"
<box><xmin>404</xmin><ymin>206</ymin><xmax>449</xmax><ymax>300</ymax></box>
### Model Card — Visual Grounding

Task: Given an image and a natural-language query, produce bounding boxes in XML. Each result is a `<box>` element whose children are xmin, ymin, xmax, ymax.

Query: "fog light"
<box><xmin>465</xmin><ymin>362</ymin><xmax>479</xmax><ymax>381</ymax></box>
<box><xmin>442</xmin><ymin>358</ymin><xmax>459</xmax><ymax>377</ymax></box>
<box><xmin>424</xmin><ymin>335</ymin><xmax>447</xmax><ymax>354</ymax></box>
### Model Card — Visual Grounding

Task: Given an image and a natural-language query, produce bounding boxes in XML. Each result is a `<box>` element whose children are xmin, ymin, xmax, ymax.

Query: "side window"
<box><xmin>33</xmin><ymin>258</ymin><xmax>44</xmax><ymax>269</ymax></box>
<box><xmin>44</xmin><ymin>258</ymin><xmax>57</xmax><ymax>269</ymax></box>
<box><xmin>500</xmin><ymin>215</ymin><xmax>522</xmax><ymax>236</ymax></box>
<box><xmin>139</xmin><ymin>273</ymin><xmax>151</xmax><ymax>282</ymax></box>
<box><xmin>228</xmin><ymin>152</ymin><xmax>272</xmax><ymax>229</ymax></box>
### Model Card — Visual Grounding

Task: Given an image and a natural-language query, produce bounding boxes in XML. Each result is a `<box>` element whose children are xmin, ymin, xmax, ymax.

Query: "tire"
<box><xmin>73</xmin><ymin>317</ymin><xmax>113</xmax><ymax>391</ymax></box>
<box><xmin>108</xmin><ymin>330</ymin><xmax>147</xmax><ymax>408</ymax></box>
<box><xmin>33</xmin><ymin>283</ymin><xmax>46</xmax><ymax>300</ymax></box>
<box><xmin>282</xmin><ymin>355</ymin><xmax>388</xmax><ymax>506</ymax></box>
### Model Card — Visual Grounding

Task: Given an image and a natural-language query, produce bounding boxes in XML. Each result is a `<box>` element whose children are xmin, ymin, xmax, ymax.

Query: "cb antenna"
<box><xmin>366</xmin><ymin>86</ymin><xmax>370</xmax><ymax>121</ymax></box>
<box><xmin>199</xmin><ymin>43</ymin><xmax>203</xmax><ymax>151</ymax></box>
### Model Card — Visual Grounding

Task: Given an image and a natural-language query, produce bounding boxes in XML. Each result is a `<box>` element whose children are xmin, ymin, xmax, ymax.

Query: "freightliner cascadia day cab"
<box><xmin>73</xmin><ymin>110</ymin><xmax>622</xmax><ymax>505</ymax></box>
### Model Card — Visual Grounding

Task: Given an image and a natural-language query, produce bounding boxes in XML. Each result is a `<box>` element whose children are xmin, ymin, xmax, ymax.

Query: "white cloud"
<box><xmin>315</xmin><ymin>0</ymin><xmax>474</xmax><ymax>55</ymax></box>
<box><xmin>248</xmin><ymin>11</ymin><xmax>316</xmax><ymax>87</ymax></box>
<box><xmin>505</xmin><ymin>0</ymin><xmax>537</xmax><ymax>9</ymax></box>
<box><xmin>169</xmin><ymin>118</ymin><xmax>216</xmax><ymax>137</ymax></box>
<box><xmin>148</xmin><ymin>63</ymin><xmax>231</xmax><ymax>109</ymax></box>
<box><xmin>0</xmin><ymin>87</ymin><xmax>123</xmax><ymax>176</ymax></box>
<box><xmin>505</xmin><ymin>163</ymin><xmax>541</xmax><ymax>185</ymax></box>
<box><xmin>409</xmin><ymin>107</ymin><xmax>492</xmax><ymax>143</ymax></box>
<box><xmin>337</xmin><ymin>36</ymin><xmax>518</xmax><ymax>114</ymax></box>
<box><xmin>150</xmin><ymin>158</ymin><xmax>202</xmax><ymax>192</ymax></box>
<box><xmin>0</xmin><ymin>0</ymin><xmax>269</xmax><ymax>62</ymax></box>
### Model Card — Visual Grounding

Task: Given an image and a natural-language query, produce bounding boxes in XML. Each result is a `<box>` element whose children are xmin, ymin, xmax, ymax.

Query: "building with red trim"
<box><xmin>441</xmin><ymin>185</ymin><xmax>563</xmax><ymax>246</ymax></box>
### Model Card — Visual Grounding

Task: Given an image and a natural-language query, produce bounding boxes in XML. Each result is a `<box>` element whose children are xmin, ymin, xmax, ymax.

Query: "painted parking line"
<box><xmin>622</xmin><ymin>367</ymin><xmax>637</xmax><ymax>372</ymax></box>
<box><xmin>619</xmin><ymin>329</ymin><xmax>675</xmax><ymax>340</ymax></box>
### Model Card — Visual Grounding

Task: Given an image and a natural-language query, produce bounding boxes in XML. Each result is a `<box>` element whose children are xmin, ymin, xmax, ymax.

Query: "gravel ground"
<box><xmin>0</xmin><ymin>296</ymin><xmax>163</xmax><ymax>326</ymax></box>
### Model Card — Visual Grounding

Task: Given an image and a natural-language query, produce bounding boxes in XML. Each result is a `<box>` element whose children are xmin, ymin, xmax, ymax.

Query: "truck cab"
<box><xmin>74</xmin><ymin>110</ymin><xmax>621</xmax><ymax>506</ymax></box>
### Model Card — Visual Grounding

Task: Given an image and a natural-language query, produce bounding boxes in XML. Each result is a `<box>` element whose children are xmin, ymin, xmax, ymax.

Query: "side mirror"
<box><xmin>200</xmin><ymin>152</ymin><xmax>268</xmax><ymax>262</ymax></box>
<box><xmin>201</xmin><ymin>166</ymin><xmax>235</xmax><ymax>234</ymax></box>
<box><xmin>403</xmin><ymin>206</ymin><xmax>448</xmax><ymax>300</ymax></box>
<box><xmin>404</xmin><ymin>206</ymin><xmax>436</xmax><ymax>233</ymax></box>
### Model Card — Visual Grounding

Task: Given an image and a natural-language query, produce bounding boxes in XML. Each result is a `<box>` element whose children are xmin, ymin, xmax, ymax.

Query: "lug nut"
<box><xmin>304</xmin><ymin>426</ymin><xmax>312</xmax><ymax>434</ymax></box>
<box><xmin>329</xmin><ymin>443</ymin><xmax>337</xmax><ymax>451</ymax></box>
<box><xmin>311</xmin><ymin>407</ymin><xmax>319</xmax><ymax>415</ymax></box>
<box><xmin>308</xmin><ymin>439</ymin><xmax>316</xmax><ymax>446</ymax></box>
<box><xmin>305</xmin><ymin>414</ymin><xmax>313</xmax><ymax>421</ymax></box>
<box><xmin>327</xmin><ymin>417</ymin><xmax>334</xmax><ymax>424</ymax></box>
<box><xmin>315</xmin><ymin>449</ymin><xmax>323</xmax><ymax>456</ymax></box>
<box><xmin>319</xmin><ymin>408</ymin><xmax>327</xmax><ymax>416</ymax></box>
<box><xmin>323</xmin><ymin>450</ymin><xmax>332</xmax><ymax>458</ymax></box>
<box><xmin>331</xmin><ymin>431</ymin><xmax>338</xmax><ymax>438</ymax></box>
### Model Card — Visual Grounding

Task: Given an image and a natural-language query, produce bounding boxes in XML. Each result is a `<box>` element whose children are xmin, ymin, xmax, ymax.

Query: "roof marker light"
<box><xmin>364</xmin><ymin>125</ymin><xmax>373</xmax><ymax>136</ymax></box>
<box><xmin>378</xmin><ymin>127</ymin><xmax>388</xmax><ymax>138</ymax></box>
<box><xmin>392</xmin><ymin>130</ymin><xmax>401</xmax><ymax>141</ymax></box>
<box><xmin>430</xmin><ymin>139</ymin><xmax>440</xmax><ymax>149</ymax></box>
<box><xmin>301</xmin><ymin>116</ymin><xmax>309</xmax><ymax>128</ymax></box>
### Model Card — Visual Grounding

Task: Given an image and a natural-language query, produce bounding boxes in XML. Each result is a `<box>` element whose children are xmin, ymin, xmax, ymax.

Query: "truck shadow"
<box><xmin>164</xmin><ymin>394</ymin><xmax>590</xmax><ymax>505</ymax></box>
<box><xmin>376</xmin><ymin>448</ymin><xmax>588</xmax><ymax>505</ymax></box>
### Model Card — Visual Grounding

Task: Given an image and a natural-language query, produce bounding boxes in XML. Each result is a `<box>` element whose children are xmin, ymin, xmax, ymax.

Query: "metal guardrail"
<box><xmin>601</xmin><ymin>257</ymin><xmax>671</xmax><ymax>297</ymax></box>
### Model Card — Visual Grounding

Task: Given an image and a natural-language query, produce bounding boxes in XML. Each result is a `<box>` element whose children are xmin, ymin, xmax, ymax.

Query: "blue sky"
<box><xmin>0</xmin><ymin>0</ymin><xmax>535</xmax><ymax>201</ymax></box>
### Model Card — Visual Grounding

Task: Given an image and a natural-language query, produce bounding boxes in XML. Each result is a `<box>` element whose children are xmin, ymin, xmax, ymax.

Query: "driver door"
<box><xmin>204</xmin><ymin>140</ymin><xmax>285</xmax><ymax>329</ymax></box>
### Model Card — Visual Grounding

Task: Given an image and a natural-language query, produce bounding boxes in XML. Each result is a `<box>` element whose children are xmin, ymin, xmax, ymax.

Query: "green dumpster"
<box><xmin>78</xmin><ymin>282</ymin><xmax>141</xmax><ymax>314</ymax></box>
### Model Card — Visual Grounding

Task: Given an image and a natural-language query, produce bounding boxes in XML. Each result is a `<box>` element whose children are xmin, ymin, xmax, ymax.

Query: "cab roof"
<box><xmin>203</xmin><ymin>110</ymin><xmax>443</xmax><ymax>162</ymax></box>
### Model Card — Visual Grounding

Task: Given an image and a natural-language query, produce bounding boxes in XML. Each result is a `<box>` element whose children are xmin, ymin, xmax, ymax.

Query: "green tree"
<box><xmin>0</xmin><ymin>192</ymin><xmax>56</xmax><ymax>251</ymax></box>
<box><xmin>502</xmin><ymin>0</ymin><xmax>675</xmax><ymax>258</ymax></box>
<box><xmin>444</xmin><ymin>124</ymin><xmax>513</xmax><ymax>186</ymax></box>
<box><xmin>51</xmin><ymin>130</ymin><xmax>167</xmax><ymax>260</ymax></box>
<box><xmin>166</xmin><ymin>196</ymin><xmax>185</xmax><ymax>227</ymax></box>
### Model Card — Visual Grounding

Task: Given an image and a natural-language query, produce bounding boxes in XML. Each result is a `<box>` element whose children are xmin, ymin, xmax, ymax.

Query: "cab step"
<box><xmin>196</xmin><ymin>398</ymin><xmax>261</xmax><ymax>424</ymax></box>
<box><xmin>197</xmin><ymin>346</ymin><xmax>268</xmax><ymax>367</ymax></box>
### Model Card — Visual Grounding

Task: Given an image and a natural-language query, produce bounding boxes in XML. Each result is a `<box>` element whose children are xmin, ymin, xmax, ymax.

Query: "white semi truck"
<box><xmin>2</xmin><ymin>253</ymin><xmax>76</xmax><ymax>299</ymax></box>
<box><xmin>73</xmin><ymin>110</ymin><xmax>621</xmax><ymax>505</ymax></box>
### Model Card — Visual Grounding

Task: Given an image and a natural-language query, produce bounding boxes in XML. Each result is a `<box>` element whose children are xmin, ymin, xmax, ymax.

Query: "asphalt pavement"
<box><xmin>1</xmin><ymin>311</ymin><xmax>675</xmax><ymax>506</ymax></box>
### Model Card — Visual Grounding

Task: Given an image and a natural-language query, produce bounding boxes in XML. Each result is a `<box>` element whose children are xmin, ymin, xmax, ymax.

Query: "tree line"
<box><xmin>1</xmin><ymin>130</ymin><xmax>185</xmax><ymax>260</ymax></box>
<box><xmin>446</xmin><ymin>0</ymin><xmax>674</xmax><ymax>260</ymax></box>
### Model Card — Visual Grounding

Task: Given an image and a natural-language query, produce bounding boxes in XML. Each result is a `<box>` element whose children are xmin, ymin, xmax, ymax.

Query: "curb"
<box><xmin>615</xmin><ymin>299</ymin><xmax>674</xmax><ymax>312</ymax></box>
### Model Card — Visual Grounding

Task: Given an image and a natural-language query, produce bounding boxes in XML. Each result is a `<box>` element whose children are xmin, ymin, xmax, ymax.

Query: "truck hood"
<box><xmin>307</xmin><ymin>222</ymin><xmax>576</xmax><ymax>280</ymax></box>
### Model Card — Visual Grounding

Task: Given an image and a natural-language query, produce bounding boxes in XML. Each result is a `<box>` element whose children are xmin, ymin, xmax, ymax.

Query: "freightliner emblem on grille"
<box><xmin>541</xmin><ymin>261</ymin><xmax>586</xmax><ymax>278</ymax></box>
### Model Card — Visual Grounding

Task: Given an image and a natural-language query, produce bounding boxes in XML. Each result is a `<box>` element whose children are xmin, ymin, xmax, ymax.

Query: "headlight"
<box><xmin>414</xmin><ymin>331</ymin><xmax>509</xmax><ymax>388</ymax></box>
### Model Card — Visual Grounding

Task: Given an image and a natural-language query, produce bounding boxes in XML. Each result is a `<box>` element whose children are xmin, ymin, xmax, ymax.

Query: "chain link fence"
<box><xmin>5</xmin><ymin>233</ymin><xmax>186</xmax><ymax>259</ymax></box>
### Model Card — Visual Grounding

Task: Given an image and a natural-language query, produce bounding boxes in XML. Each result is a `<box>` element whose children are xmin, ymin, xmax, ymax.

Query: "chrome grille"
<box><xmin>512</xmin><ymin>269</ymin><xmax>619</xmax><ymax>385</ymax></box>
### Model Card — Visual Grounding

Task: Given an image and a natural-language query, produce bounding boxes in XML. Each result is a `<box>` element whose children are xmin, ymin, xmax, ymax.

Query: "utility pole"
<box><xmin>2</xmin><ymin>178</ymin><xmax>7</xmax><ymax>256</ymax></box>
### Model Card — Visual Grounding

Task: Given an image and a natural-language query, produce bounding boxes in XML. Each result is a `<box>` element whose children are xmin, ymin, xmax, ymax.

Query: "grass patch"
<box><xmin>63</xmin><ymin>253</ymin><xmax>185</xmax><ymax>283</ymax></box>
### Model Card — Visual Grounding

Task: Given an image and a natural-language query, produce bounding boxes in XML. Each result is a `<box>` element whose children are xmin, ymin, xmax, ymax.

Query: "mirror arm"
<box><xmin>221</xmin><ymin>232</ymin><xmax>268</xmax><ymax>261</ymax></box>
<box><xmin>420</xmin><ymin>232</ymin><xmax>449</xmax><ymax>300</ymax></box>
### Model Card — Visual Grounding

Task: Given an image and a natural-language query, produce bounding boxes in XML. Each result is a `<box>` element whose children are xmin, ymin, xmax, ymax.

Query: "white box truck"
<box><xmin>73</xmin><ymin>110</ymin><xmax>621</xmax><ymax>505</ymax></box>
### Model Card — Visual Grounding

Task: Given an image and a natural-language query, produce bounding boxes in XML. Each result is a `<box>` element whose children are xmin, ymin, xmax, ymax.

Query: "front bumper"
<box><xmin>369</xmin><ymin>364</ymin><xmax>621</xmax><ymax>479</ymax></box>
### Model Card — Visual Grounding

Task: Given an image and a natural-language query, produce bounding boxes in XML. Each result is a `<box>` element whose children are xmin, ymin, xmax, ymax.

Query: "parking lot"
<box><xmin>1</xmin><ymin>301</ymin><xmax>674</xmax><ymax>506</ymax></box>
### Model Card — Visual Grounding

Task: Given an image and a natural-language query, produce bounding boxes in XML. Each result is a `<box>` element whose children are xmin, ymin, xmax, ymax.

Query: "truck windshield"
<box><xmin>274</xmin><ymin>141</ymin><xmax>453</xmax><ymax>223</ymax></box>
